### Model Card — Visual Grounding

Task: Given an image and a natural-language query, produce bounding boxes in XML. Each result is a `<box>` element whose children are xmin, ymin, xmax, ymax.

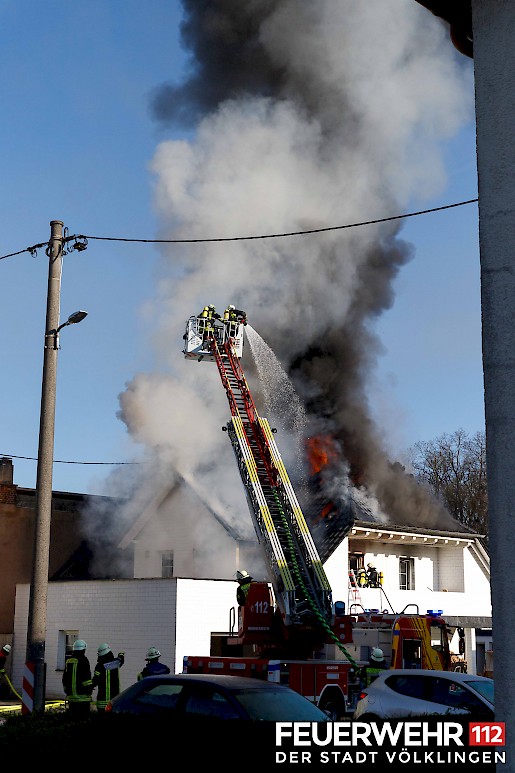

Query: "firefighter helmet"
<box><xmin>2</xmin><ymin>644</ymin><xmax>11</xmax><ymax>654</ymax></box>
<box><xmin>97</xmin><ymin>643</ymin><xmax>111</xmax><ymax>656</ymax></box>
<box><xmin>236</xmin><ymin>569</ymin><xmax>251</xmax><ymax>583</ymax></box>
<box><xmin>146</xmin><ymin>646</ymin><xmax>161</xmax><ymax>661</ymax></box>
<box><xmin>208</xmin><ymin>304</ymin><xmax>215</xmax><ymax>309</ymax></box>
<box><xmin>73</xmin><ymin>639</ymin><xmax>87</xmax><ymax>651</ymax></box>
<box><xmin>228</xmin><ymin>304</ymin><xmax>235</xmax><ymax>310</ymax></box>
<box><xmin>370</xmin><ymin>647</ymin><xmax>384</xmax><ymax>663</ymax></box>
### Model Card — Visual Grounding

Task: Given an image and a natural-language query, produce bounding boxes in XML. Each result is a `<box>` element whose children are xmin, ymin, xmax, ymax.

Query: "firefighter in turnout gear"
<box><xmin>137</xmin><ymin>647</ymin><xmax>171</xmax><ymax>680</ymax></box>
<box><xmin>199</xmin><ymin>303</ymin><xmax>220</xmax><ymax>344</ymax></box>
<box><xmin>236</xmin><ymin>570</ymin><xmax>253</xmax><ymax>606</ymax></box>
<box><xmin>224</xmin><ymin>304</ymin><xmax>236</xmax><ymax>321</ymax></box>
<box><xmin>92</xmin><ymin>643</ymin><xmax>125</xmax><ymax>712</ymax></box>
<box><xmin>362</xmin><ymin>647</ymin><xmax>388</xmax><ymax>687</ymax></box>
<box><xmin>0</xmin><ymin>644</ymin><xmax>11</xmax><ymax>699</ymax></box>
<box><xmin>62</xmin><ymin>639</ymin><xmax>94</xmax><ymax>717</ymax></box>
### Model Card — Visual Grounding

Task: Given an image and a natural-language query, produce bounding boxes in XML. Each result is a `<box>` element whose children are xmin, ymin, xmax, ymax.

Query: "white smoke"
<box><xmin>86</xmin><ymin>1</ymin><xmax>473</xmax><ymax>570</ymax></box>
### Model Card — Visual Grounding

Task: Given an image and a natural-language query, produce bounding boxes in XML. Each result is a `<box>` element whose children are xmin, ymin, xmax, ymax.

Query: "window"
<box><xmin>387</xmin><ymin>675</ymin><xmax>427</xmax><ymax>700</ymax></box>
<box><xmin>182</xmin><ymin>686</ymin><xmax>240</xmax><ymax>720</ymax></box>
<box><xmin>137</xmin><ymin>683</ymin><xmax>183</xmax><ymax>711</ymax></box>
<box><xmin>57</xmin><ymin>630</ymin><xmax>79</xmax><ymax>670</ymax></box>
<box><xmin>399</xmin><ymin>557</ymin><xmax>415</xmax><ymax>590</ymax></box>
<box><xmin>349</xmin><ymin>553</ymin><xmax>364</xmax><ymax>573</ymax></box>
<box><xmin>161</xmin><ymin>551</ymin><xmax>174</xmax><ymax>578</ymax></box>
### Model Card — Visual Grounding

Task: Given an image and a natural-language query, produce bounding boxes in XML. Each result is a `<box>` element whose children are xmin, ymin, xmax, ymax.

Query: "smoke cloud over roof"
<box><xmin>90</xmin><ymin>0</ymin><xmax>474</xmax><ymax>570</ymax></box>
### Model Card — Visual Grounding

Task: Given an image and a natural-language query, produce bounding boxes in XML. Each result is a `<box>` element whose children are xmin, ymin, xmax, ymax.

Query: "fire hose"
<box><xmin>1</xmin><ymin>671</ymin><xmax>22</xmax><ymax>701</ymax></box>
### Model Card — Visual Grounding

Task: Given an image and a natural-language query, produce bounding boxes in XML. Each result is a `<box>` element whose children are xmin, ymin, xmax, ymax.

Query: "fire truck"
<box><xmin>181</xmin><ymin>308</ymin><xmax>458</xmax><ymax>717</ymax></box>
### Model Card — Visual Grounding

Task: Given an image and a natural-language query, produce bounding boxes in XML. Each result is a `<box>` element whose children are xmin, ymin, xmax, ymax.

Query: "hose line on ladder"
<box><xmin>271</xmin><ymin>490</ymin><xmax>359</xmax><ymax>669</ymax></box>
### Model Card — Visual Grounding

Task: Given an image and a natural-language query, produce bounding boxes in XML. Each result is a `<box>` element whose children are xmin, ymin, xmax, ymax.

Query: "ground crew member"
<box><xmin>362</xmin><ymin>647</ymin><xmax>388</xmax><ymax>687</ymax></box>
<box><xmin>137</xmin><ymin>647</ymin><xmax>171</xmax><ymax>680</ymax></box>
<box><xmin>92</xmin><ymin>643</ymin><xmax>125</xmax><ymax>713</ymax></box>
<box><xmin>0</xmin><ymin>644</ymin><xmax>11</xmax><ymax>699</ymax></box>
<box><xmin>62</xmin><ymin>639</ymin><xmax>93</xmax><ymax>717</ymax></box>
<box><xmin>236</xmin><ymin>569</ymin><xmax>253</xmax><ymax>606</ymax></box>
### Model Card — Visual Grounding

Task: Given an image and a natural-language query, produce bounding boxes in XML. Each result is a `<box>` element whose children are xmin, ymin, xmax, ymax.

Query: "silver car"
<box><xmin>353</xmin><ymin>669</ymin><xmax>494</xmax><ymax>721</ymax></box>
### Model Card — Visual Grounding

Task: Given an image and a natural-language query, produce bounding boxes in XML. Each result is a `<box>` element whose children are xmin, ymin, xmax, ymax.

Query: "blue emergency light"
<box><xmin>427</xmin><ymin>609</ymin><xmax>443</xmax><ymax>617</ymax></box>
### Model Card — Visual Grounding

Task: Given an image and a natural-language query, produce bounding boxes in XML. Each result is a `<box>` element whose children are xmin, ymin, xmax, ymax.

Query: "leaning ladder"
<box><xmin>348</xmin><ymin>569</ymin><xmax>363</xmax><ymax>608</ymax></box>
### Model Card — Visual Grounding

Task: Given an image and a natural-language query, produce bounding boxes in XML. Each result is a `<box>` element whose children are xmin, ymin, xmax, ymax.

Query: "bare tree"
<box><xmin>408</xmin><ymin>429</ymin><xmax>488</xmax><ymax>544</ymax></box>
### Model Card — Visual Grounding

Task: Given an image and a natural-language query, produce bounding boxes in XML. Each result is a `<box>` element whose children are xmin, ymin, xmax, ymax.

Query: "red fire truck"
<box><xmin>181</xmin><ymin>309</ymin><xmax>457</xmax><ymax>717</ymax></box>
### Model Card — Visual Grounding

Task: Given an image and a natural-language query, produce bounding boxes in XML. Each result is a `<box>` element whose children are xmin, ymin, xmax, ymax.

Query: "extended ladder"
<box><xmin>209</xmin><ymin>333</ymin><xmax>333</xmax><ymax>628</ymax></box>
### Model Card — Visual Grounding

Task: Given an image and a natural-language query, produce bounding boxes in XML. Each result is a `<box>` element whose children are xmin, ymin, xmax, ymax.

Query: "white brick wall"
<box><xmin>13</xmin><ymin>577</ymin><xmax>237</xmax><ymax>700</ymax></box>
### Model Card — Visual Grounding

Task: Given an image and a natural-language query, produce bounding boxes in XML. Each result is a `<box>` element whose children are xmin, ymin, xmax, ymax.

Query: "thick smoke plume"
<box><xmin>100</xmin><ymin>0</ymin><xmax>474</xmax><ymax>569</ymax></box>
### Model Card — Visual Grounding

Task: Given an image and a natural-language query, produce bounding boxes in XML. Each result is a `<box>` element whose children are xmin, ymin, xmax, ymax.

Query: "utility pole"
<box><xmin>25</xmin><ymin>220</ymin><xmax>64</xmax><ymax>714</ymax></box>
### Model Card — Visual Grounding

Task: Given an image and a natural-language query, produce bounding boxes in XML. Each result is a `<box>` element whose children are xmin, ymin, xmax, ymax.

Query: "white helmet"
<box><xmin>236</xmin><ymin>569</ymin><xmax>251</xmax><ymax>582</ymax></box>
<box><xmin>208</xmin><ymin>304</ymin><xmax>215</xmax><ymax>310</ymax></box>
<box><xmin>97</xmin><ymin>643</ymin><xmax>111</xmax><ymax>656</ymax></box>
<box><xmin>228</xmin><ymin>304</ymin><xmax>235</xmax><ymax>310</ymax></box>
<box><xmin>370</xmin><ymin>647</ymin><xmax>384</xmax><ymax>663</ymax></box>
<box><xmin>2</xmin><ymin>644</ymin><xmax>11</xmax><ymax>654</ymax></box>
<box><xmin>146</xmin><ymin>646</ymin><xmax>161</xmax><ymax>661</ymax></box>
<box><xmin>73</xmin><ymin>639</ymin><xmax>87</xmax><ymax>651</ymax></box>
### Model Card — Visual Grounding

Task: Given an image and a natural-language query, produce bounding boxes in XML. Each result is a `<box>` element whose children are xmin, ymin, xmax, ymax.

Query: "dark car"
<box><xmin>105</xmin><ymin>673</ymin><xmax>330</xmax><ymax>722</ymax></box>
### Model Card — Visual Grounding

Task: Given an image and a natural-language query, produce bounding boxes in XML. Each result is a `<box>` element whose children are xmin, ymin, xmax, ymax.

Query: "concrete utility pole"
<box><xmin>417</xmin><ymin>3</ymin><xmax>514</xmax><ymax>768</ymax></box>
<box><xmin>25</xmin><ymin>220</ymin><xmax>64</xmax><ymax>713</ymax></box>
<box><xmin>471</xmin><ymin>2</ymin><xmax>515</xmax><ymax>766</ymax></box>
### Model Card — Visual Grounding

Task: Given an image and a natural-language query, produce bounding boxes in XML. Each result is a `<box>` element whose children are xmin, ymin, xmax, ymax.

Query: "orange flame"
<box><xmin>305</xmin><ymin>434</ymin><xmax>339</xmax><ymax>475</ymax></box>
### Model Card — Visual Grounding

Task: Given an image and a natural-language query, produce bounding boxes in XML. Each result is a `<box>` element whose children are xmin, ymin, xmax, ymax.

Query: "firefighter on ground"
<box><xmin>92</xmin><ymin>643</ymin><xmax>125</xmax><ymax>713</ymax></box>
<box><xmin>137</xmin><ymin>647</ymin><xmax>171</xmax><ymax>680</ymax></box>
<box><xmin>236</xmin><ymin>569</ymin><xmax>253</xmax><ymax>606</ymax></box>
<box><xmin>362</xmin><ymin>647</ymin><xmax>388</xmax><ymax>687</ymax></box>
<box><xmin>62</xmin><ymin>639</ymin><xmax>94</xmax><ymax>717</ymax></box>
<box><xmin>0</xmin><ymin>644</ymin><xmax>11</xmax><ymax>699</ymax></box>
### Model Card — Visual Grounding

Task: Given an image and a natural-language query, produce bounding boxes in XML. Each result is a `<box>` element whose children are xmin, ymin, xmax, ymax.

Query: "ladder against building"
<box><xmin>348</xmin><ymin>570</ymin><xmax>363</xmax><ymax>608</ymax></box>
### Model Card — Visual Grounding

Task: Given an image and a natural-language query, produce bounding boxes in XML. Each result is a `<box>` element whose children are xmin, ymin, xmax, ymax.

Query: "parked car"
<box><xmin>354</xmin><ymin>669</ymin><xmax>494</xmax><ymax>721</ymax></box>
<box><xmin>105</xmin><ymin>673</ymin><xmax>331</xmax><ymax>721</ymax></box>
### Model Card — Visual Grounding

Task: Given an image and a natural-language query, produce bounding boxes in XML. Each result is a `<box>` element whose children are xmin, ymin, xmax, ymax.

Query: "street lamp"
<box><xmin>51</xmin><ymin>310</ymin><xmax>88</xmax><ymax>349</ymax></box>
<box><xmin>24</xmin><ymin>220</ymin><xmax>88</xmax><ymax>714</ymax></box>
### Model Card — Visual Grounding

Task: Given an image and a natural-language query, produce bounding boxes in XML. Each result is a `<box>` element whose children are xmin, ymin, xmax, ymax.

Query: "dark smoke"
<box><xmin>137</xmin><ymin>1</ymin><xmax>473</xmax><ymax>536</ymax></box>
<box><xmin>152</xmin><ymin>0</ymin><xmax>286</xmax><ymax>128</ymax></box>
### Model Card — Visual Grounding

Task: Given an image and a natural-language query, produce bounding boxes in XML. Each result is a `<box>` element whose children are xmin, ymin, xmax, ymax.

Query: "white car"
<box><xmin>353</xmin><ymin>669</ymin><xmax>494</xmax><ymax>721</ymax></box>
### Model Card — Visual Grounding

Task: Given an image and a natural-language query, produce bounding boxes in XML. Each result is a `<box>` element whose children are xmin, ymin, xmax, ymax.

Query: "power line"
<box><xmin>0</xmin><ymin>198</ymin><xmax>478</xmax><ymax>261</ymax></box>
<box><xmin>0</xmin><ymin>196</ymin><xmax>479</xmax><ymax>466</ymax></box>
<box><xmin>0</xmin><ymin>453</ymin><xmax>140</xmax><ymax>465</ymax></box>
<box><xmin>78</xmin><ymin>199</ymin><xmax>478</xmax><ymax>243</ymax></box>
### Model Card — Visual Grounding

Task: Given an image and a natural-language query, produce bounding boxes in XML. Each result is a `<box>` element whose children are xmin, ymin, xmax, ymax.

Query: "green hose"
<box><xmin>271</xmin><ymin>489</ymin><xmax>359</xmax><ymax>668</ymax></box>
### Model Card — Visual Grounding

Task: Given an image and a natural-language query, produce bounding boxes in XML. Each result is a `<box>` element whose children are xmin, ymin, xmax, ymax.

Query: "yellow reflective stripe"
<box><xmin>260</xmin><ymin>418</ymin><xmax>331</xmax><ymax>591</ymax></box>
<box><xmin>232</xmin><ymin>416</ymin><xmax>294</xmax><ymax>591</ymax></box>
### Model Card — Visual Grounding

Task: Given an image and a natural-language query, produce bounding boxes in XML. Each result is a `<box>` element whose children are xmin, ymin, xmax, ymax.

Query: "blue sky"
<box><xmin>0</xmin><ymin>1</ymin><xmax>481</xmax><ymax>496</ymax></box>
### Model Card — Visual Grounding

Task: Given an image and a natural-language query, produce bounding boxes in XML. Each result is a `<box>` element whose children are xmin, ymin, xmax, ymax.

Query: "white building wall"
<box><xmin>175</xmin><ymin>578</ymin><xmax>237</xmax><ymax>673</ymax></box>
<box><xmin>345</xmin><ymin>541</ymin><xmax>491</xmax><ymax>624</ymax></box>
<box><xmin>132</xmin><ymin>486</ymin><xmax>239</xmax><ymax>579</ymax></box>
<box><xmin>323</xmin><ymin>540</ymin><xmax>348</xmax><ymax>606</ymax></box>
<box><xmin>12</xmin><ymin>577</ymin><xmax>237</xmax><ymax>701</ymax></box>
<box><xmin>438</xmin><ymin>547</ymin><xmax>465</xmax><ymax>592</ymax></box>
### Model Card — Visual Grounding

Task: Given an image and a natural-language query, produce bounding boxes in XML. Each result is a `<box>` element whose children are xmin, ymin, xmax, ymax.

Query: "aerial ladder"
<box><xmin>183</xmin><ymin>310</ymin><xmax>357</xmax><ymax>661</ymax></box>
<box><xmin>182</xmin><ymin>309</ymin><xmax>459</xmax><ymax>713</ymax></box>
